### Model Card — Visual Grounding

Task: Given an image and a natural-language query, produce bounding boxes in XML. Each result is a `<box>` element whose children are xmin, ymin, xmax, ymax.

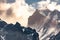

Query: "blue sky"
<box><xmin>25</xmin><ymin>0</ymin><xmax>41</xmax><ymax>5</ymax></box>
<box><xmin>6</xmin><ymin>0</ymin><xmax>60</xmax><ymax>5</ymax></box>
<box><xmin>7</xmin><ymin>0</ymin><xmax>41</xmax><ymax>4</ymax></box>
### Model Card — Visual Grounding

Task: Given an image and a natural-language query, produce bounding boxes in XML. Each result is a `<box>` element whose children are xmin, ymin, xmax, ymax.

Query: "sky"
<box><xmin>6</xmin><ymin>0</ymin><xmax>41</xmax><ymax>4</ymax></box>
<box><xmin>25</xmin><ymin>0</ymin><xmax>41</xmax><ymax>4</ymax></box>
<box><xmin>6</xmin><ymin>0</ymin><xmax>60</xmax><ymax>5</ymax></box>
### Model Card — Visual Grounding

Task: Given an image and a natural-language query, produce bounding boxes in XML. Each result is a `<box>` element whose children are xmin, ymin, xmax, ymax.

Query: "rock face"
<box><xmin>28</xmin><ymin>9</ymin><xmax>60</xmax><ymax>40</ymax></box>
<box><xmin>0</xmin><ymin>20</ymin><xmax>39</xmax><ymax>40</ymax></box>
<box><xmin>49</xmin><ymin>32</ymin><xmax>60</xmax><ymax>40</ymax></box>
<box><xmin>28</xmin><ymin>9</ymin><xmax>60</xmax><ymax>30</ymax></box>
<box><xmin>28</xmin><ymin>9</ymin><xmax>46</xmax><ymax>30</ymax></box>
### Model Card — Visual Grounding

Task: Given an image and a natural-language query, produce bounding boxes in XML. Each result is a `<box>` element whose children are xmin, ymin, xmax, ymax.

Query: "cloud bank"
<box><xmin>0</xmin><ymin>0</ymin><xmax>35</xmax><ymax>27</ymax></box>
<box><xmin>31</xmin><ymin>0</ymin><xmax>60</xmax><ymax>11</ymax></box>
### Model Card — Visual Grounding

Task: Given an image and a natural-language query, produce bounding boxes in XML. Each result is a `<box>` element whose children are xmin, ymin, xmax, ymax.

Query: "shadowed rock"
<box><xmin>0</xmin><ymin>20</ymin><xmax>39</xmax><ymax>40</ymax></box>
<box><xmin>49</xmin><ymin>32</ymin><xmax>60</xmax><ymax>40</ymax></box>
<box><xmin>28</xmin><ymin>9</ymin><xmax>46</xmax><ymax>30</ymax></box>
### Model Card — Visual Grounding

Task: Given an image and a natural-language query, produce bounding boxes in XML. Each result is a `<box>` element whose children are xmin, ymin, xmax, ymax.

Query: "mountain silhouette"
<box><xmin>0</xmin><ymin>20</ymin><xmax>39</xmax><ymax>40</ymax></box>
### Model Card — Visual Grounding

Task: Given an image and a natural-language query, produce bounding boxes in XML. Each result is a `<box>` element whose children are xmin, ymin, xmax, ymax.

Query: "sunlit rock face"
<box><xmin>0</xmin><ymin>20</ymin><xmax>39</xmax><ymax>40</ymax></box>
<box><xmin>28</xmin><ymin>9</ymin><xmax>60</xmax><ymax>40</ymax></box>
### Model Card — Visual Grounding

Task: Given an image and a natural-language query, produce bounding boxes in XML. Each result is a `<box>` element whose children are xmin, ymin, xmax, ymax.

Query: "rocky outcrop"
<box><xmin>0</xmin><ymin>20</ymin><xmax>39</xmax><ymax>40</ymax></box>
<box><xmin>49</xmin><ymin>32</ymin><xmax>60</xmax><ymax>40</ymax></box>
<box><xmin>28</xmin><ymin>9</ymin><xmax>60</xmax><ymax>40</ymax></box>
<box><xmin>28</xmin><ymin>9</ymin><xmax>46</xmax><ymax>30</ymax></box>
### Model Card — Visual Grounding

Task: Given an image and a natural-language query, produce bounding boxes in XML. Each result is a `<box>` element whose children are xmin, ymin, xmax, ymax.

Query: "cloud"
<box><xmin>0</xmin><ymin>0</ymin><xmax>35</xmax><ymax>27</ymax></box>
<box><xmin>31</xmin><ymin>0</ymin><xmax>60</xmax><ymax>11</ymax></box>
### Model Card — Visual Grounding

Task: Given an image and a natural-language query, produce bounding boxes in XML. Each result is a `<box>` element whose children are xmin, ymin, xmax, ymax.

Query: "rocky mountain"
<box><xmin>28</xmin><ymin>9</ymin><xmax>60</xmax><ymax>40</ymax></box>
<box><xmin>28</xmin><ymin>9</ymin><xmax>46</xmax><ymax>30</ymax></box>
<box><xmin>0</xmin><ymin>20</ymin><xmax>39</xmax><ymax>40</ymax></box>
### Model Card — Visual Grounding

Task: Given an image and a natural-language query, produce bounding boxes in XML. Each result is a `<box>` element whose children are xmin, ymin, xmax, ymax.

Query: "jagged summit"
<box><xmin>28</xmin><ymin>9</ymin><xmax>46</xmax><ymax>30</ymax></box>
<box><xmin>28</xmin><ymin>9</ymin><xmax>60</xmax><ymax>28</ymax></box>
<box><xmin>28</xmin><ymin>9</ymin><xmax>60</xmax><ymax>40</ymax></box>
<box><xmin>28</xmin><ymin>9</ymin><xmax>46</xmax><ymax>25</ymax></box>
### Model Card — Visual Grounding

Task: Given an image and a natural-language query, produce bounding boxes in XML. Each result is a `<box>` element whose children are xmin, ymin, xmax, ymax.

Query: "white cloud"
<box><xmin>0</xmin><ymin>0</ymin><xmax>35</xmax><ymax>27</ymax></box>
<box><xmin>31</xmin><ymin>0</ymin><xmax>60</xmax><ymax>11</ymax></box>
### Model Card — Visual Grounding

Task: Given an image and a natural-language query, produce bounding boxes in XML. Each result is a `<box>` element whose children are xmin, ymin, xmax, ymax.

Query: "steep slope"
<box><xmin>28</xmin><ymin>9</ymin><xmax>46</xmax><ymax>30</ymax></box>
<box><xmin>28</xmin><ymin>9</ymin><xmax>60</xmax><ymax>40</ymax></box>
